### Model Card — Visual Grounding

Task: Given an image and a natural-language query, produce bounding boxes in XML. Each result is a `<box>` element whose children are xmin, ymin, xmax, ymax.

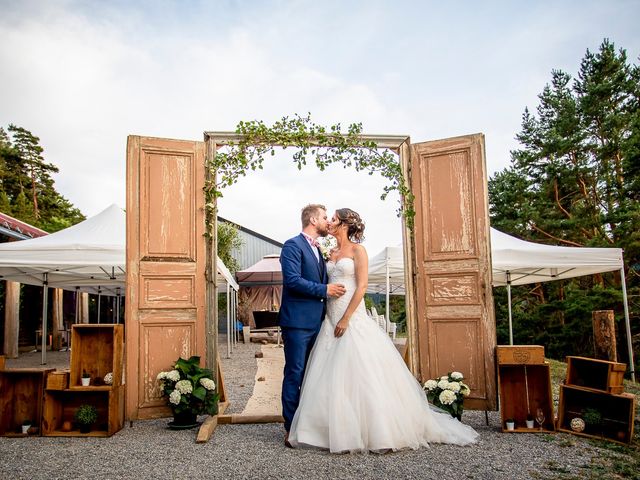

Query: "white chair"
<box><xmin>376</xmin><ymin>314</ymin><xmax>387</xmax><ymax>332</ymax></box>
<box><xmin>386</xmin><ymin>318</ymin><xmax>397</xmax><ymax>340</ymax></box>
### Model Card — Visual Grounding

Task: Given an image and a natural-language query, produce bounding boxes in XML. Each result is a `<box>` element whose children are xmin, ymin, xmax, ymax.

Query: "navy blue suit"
<box><xmin>279</xmin><ymin>234</ymin><xmax>328</xmax><ymax>431</ymax></box>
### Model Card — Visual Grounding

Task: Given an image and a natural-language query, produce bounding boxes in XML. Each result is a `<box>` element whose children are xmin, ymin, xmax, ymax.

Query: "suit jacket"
<box><xmin>278</xmin><ymin>233</ymin><xmax>328</xmax><ymax>330</ymax></box>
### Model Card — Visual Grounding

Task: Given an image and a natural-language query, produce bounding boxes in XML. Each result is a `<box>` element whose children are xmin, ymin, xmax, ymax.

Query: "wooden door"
<box><xmin>126</xmin><ymin>136</ymin><xmax>206</xmax><ymax>420</ymax></box>
<box><xmin>410</xmin><ymin>134</ymin><xmax>497</xmax><ymax>410</ymax></box>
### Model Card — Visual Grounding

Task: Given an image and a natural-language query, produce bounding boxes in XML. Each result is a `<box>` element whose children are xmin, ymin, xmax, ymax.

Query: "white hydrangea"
<box><xmin>440</xmin><ymin>375</ymin><xmax>449</xmax><ymax>381</ymax></box>
<box><xmin>446</xmin><ymin>381</ymin><xmax>461</xmax><ymax>393</ymax></box>
<box><xmin>166</xmin><ymin>370</ymin><xmax>180</xmax><ymax>382</ymax></box>
<box><xmin>157</xmin><ymin>371</ymin><xmax>167</xmax><ymax>381</ymax></box>
<box><xmin>450</xmin><ymin>371</ymin><xmax>464</xmax><ymax>380</ymax></box>
<box><xmin>175</xmin><ymin>380</ymin><xmax>193</xmax><ymax>395</ymax></box>
<box><xmin>437</xmin><ymin>379</ymin><xmax>450</xmax><ymax>390</ymax></box>
<box><xmin>200</xmin><ymin>378</ymin><xmax>216</xmax><ymax>391</ymax></box>
<box><xmin>439</xmin><ymin>390</ymin><xmax>457</xmax><ymax>405</ymax></box>
<box><xmin>169</xmin><ymin>390</ymin><xmax>181</xmax><ymax>405</ymax></box>
<box><xmin>460</xmin><ymin>382</ymin><xmax>471</xmax><ymax>396</ymax></box>
<box><xmin>424</xmin><ymin>379</ymin><xmax>438</xmax><ymax>391</ymax></box>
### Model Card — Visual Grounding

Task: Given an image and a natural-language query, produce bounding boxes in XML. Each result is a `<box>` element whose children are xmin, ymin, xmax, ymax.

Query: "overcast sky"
<box><xmin>1</xmin><ymin>0</ymin><xmax>639</xmax><ymax>255</ymax></box>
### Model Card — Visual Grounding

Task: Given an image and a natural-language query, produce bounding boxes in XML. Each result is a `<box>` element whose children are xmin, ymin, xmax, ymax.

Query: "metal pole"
<box><xmin>620</xmin><ymin>267</ymin><xmax>635</xmax><ymax>382</ymax></box>
<box><xmin>116</xmin><ymin>288</ymin><xmax>121</xmax><ymax>324</ymax></box>
<box><xmin>41</xmin><ymin>273</ymin><xmax>49</xmax><ymax>365</ymax></box>
<box><xmin>385</xmin><ymin>248</ymin><xmax>390</xmax><ymax>333</ymax></box>
<box><xmin>226</xmin><ymin>283</ymin><xmax>231</xmax><ymax>358</ymax></box>
<box><xmin>97</xmin><ymin>289</ymin><xmax>101</xmax><ymax>324</ymax></box>
<box><xmin>507</xmin><ymin>272</ymin><xmax>513</xmax><ymax>346</ymax></box>
<box><xmin>74</xmin><ymin>287</ymin><xmax>79</xmax><ymax>325</ymax></box>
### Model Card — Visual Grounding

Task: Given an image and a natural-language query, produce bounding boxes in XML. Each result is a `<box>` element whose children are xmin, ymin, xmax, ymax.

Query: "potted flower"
<box><xmin>74</xmin><ymin>404</ymin><xmax>98</xmax><ymax>433</ymax></box>
<box><xmin>505</xmin><ymin>418</ymin><xmax>515</xmax><ymax>431</ymax></box>
<box><xmin>423</xmin><ymin>371</ymin><xmax>471</xmax><ymax>421</ymax></box>
<box><xmin>526</xmin><ymin>414</ymin><xmax>535</xmax><ymax>429</ymax></box>
<box><xmin>81</xmin><ymin>370</ymin><xmax>91</xmax><ymax>386</ymax></box>
<box><xmin>21</xmin><ymin>420</ymin><xmax>31</xmax><ymax>434</ymax></box>
<box><xmin>157</xmin><ymin>356</ymin><xmax>219</xmax><ymax>429</ymax></box>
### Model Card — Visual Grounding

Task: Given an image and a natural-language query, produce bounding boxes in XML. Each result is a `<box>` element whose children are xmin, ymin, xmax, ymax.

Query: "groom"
<box><xmin>279</xmin><ymin>204</ymin><xmax>346</xmax><ymax>447</ymax></box>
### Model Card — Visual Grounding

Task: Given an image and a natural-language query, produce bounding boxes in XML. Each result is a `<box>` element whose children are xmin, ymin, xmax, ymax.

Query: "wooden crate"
<box><xmin>46</xmin><ymin>370</ymin><xmax>69</xmax><ymax>390</ymax></box>
<box><xmin>0</xmin><ymin>368</ymin><xmax>54</xmax><ymax>436</ymax></box>
<box><xmin>558</xmin><ymin>385</ymin><xmax>636</xmax><ymax>444</ymax></box>
<box><xmin>42</xmin><ymin>386</ymin><xmax>124</xmax><ymax>437</ymax></box>
<box><xmin>496</xmin><ymin>345</ymin><xmax>545</xmax><ymax>365</ymax></box>
<box><xmin>70</xmin><ymin>324</ymin><xmax>124</xmax><ymax>388</ymax></box>
<box><xmin>566</xmin><ymin>356</ymin><xmax>626</xmax><ymax>394</ymax></box>
<box><xmin>498</xmin><ymin>363</ymin><xmax>555</xmax><ymax>433</ymax></box>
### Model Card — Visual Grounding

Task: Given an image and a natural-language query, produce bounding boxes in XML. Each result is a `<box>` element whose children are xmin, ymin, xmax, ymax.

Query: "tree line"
<box><xmin>0</xmin><ymin>125</ymin><xmax>84</xmax><ymax>232</ymax></box>
<box><xmin>488</xmin><ymin>39</ymin><xmax>639</xmax><ymax>369</ymax></box>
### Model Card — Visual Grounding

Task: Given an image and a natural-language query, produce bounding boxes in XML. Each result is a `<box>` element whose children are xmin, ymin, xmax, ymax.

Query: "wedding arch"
<box><xmin>125</xmin><ymin>116</ymin><xmax>497</xmax><ymax>422</ymax></box>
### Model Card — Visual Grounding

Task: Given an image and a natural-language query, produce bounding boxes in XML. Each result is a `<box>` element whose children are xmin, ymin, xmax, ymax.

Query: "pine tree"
<box><xmin>489</xmin><ymin>39</ymin><xmax>640</xmax><ymax>366</ymax></box>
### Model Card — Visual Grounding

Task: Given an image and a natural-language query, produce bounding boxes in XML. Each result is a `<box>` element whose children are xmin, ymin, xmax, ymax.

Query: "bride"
<box><xmin>288</xmin><ymin>208</ymin><xmax>479</xmax><ymax>453</ymax></box>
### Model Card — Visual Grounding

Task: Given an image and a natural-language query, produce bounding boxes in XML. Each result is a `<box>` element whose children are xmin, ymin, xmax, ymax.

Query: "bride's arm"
<box><xmin>334</xmin><ymin>245</ymin><xmax>368</xmax><ymax>338</ymax></box>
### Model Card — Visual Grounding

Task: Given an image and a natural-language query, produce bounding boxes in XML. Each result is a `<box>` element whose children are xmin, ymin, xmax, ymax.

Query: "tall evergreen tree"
<box><xmin>489</xmin><ymin>39</ymin><xmax>639</xmax><ymax>368</ymax></box>
<box><xmin>0</xmin><ymin>124</ymin><xmax>84</xmax><ymax>231</ymax></box>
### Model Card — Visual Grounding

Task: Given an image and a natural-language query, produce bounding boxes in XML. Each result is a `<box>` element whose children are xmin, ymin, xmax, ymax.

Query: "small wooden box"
<box><xmin>496</xmin><ymin>345</ymin><xmax>545</xmax><ymax>365</ymax></box>
<box><xmin>70</xmin><ymin>324</ymin><xmax>124</xmax><ymax>388</ymax></box>
<box><xmin>0</xmin><ymin>368</ymin><xmax>54</xmax><ymax>436</ymax></box>
<box><xmin>0</xmin><ymin>355</ymin><xmax>5</xmax><ymax>370</ymax></box>
<box><xmin>558</xmin><ymin>385</ymin><xmax>636</xmax><ymax>444</ymax></box>
<box><xmin>566</xmin><ymin>356</ymin><xmax>626</xmax><ymax>394</ymax></box>
<box><xmin>498</xmin><ymin>363</ymin><xmax>555</xmax><ymax>433</ymax></box>
<box><xmin>46</xmin><ymin>370</ymin><xmax>69</xmax><ymax>390</ymax></box>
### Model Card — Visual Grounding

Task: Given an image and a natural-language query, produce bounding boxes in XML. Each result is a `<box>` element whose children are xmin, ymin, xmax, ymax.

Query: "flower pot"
<box><xmin>526</xmin><ymin>419</ymin><xmax>535</xmax><ymax>429</ymax></box>
<box><xmin>168</xmin><ymin>411</ymin><xmax>199</xmax><ymax>430</ymax></box>
<box><xmin>79</xmin><ymin>424</ymin><xmax>92</xmax><ymax>434</ymax></box>
<box><xmin>21</xmin><ymin>425</ymin><xmax>30</xmax><ymax>434</ymax></box>
<box><xmin>506</xmin><ymin>421</ymin><xmax>515</xmax><ymax>431</ymax></box>
<box><xmin>81</xmin><ymin>377</ymin><xmax>91</xmax><ymax>386</ymax></box>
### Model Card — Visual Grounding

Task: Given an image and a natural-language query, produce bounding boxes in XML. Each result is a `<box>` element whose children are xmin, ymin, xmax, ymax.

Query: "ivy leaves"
<box><xmin>204</xmin><ymin>114</ymin><xmax>414</xmax><ymax>227</ymax></box>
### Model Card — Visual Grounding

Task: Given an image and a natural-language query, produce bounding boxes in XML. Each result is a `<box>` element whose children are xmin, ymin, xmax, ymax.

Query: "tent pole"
<box><xmin>97</xmin><ymin>289</ymin><xmax>101</xmax><ymax>324</ymax></box>
<box><xmin>74</xmin><ymin>287</ymin><xmax>79</xmax><ymax>325</ymax></box>
<box><xmin>507</xmin><ymin>272</ymin><xmax>513</xmax><ymax>346</ymax></box>
<box><xmin>385</xmin><ymin>248</ymin><xmax>390</xmax><ymax>333</ymax></box>
<box><xmin>41</xmin><ymin>273</ymin><xmax>48</xmax><ymax>365</ymax></box>
<box><xmin>227</xmin><ymin>283</ymin><xmax>231</xmax><ymax>358</ymax></box>
<box><xmin>116</xmin><ymin>288</ymin><xmax>121</xmax><ymax>324</ymax></box>
<box><xmin>620</xmin><ymin>267</ymin><xmax>635</xmax><ymax>383</ymax></box>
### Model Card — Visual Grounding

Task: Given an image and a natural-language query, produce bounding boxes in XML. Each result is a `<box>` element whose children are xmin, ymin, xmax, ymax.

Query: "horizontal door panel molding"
<box><xmin>140</xmin><ymin>275</ymin><xmax>195</xmax><ymax>309</ymax></box>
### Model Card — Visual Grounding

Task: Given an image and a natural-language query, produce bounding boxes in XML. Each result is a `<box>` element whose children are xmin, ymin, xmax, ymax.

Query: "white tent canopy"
<box><xmin>0</xmin><ymin>204</ymin><xmax>239</xmax><ymax>363</ymax></box>
<box><xmin>367</xmin><ymin>228</ymin><xmax>634</xmax><ymax>381</ymax></box>
<box><xmin>0</xmin><ymin>204</ymin><xmax>238</xmax><ymax>293</ymax></box>
<box><xmin>490</xmin><ymin>228</ymin><xmax>623</xmax><ymax>286</ymax></box>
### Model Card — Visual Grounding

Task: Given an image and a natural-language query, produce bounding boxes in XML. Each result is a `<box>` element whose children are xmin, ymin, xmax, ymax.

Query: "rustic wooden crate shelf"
<box><xmin>558</xmin><ymin>385</ymin><xmax>636</xmax><ymax>445</ymax></box>
<box><xmin>42</xmin><ymin>387</ymin><xmax>124</xmax><ymax>437</ymax></box>
<box><xmin>70</xmin><ymin>324</ymin><xmax>124</xmax><ymax>388</ymax></box>
<box><xmin>565</xmin><ymin>356</ymin><xmax>626</xmax><ymax>394</ymax></box>
<box><xmin>41</xmin><ymin>324</ymin><xmax>125</xmax><ymax>437</ymax></box>
<box><xmin>0</xmin><ymin>368</ymin><xmax>53</xmax><ymax>437</ymax></box>
<box><xmin>497</xmin><ymin>363</ymin><xmax>555</xmax><ymax>433</ymax></box>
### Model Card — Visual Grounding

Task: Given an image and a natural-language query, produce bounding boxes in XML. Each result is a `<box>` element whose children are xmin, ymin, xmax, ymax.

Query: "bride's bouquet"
<box><xmin>423</xmin><ymin>371</ymin><xmax>471</xmax><ymax>420</ymax></box>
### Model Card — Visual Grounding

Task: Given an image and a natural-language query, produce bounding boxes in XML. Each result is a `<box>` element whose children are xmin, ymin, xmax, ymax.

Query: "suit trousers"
<box><xmin>281</xmin><ymin>326</ymin><xmax>320</xmax><ymax>432</ymax></box>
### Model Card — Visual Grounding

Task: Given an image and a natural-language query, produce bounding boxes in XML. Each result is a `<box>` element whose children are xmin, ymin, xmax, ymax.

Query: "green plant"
<box><xmin>81</xmin><ymin>370</ymin><xmax>90</xmax><ymax>379</ymax></box>
<box><xmin>205</xmin><ymin>114</ymin><xmax>414</xmax><ymax>239</ymax></box>
<box><xmin>423</xmin><ymin>371</ymin><xmax>471</xmax><ymax>420</ymax></box>
<box><xmin>74</xmin><ymin>404</ymin><xmax>98</xmax><ymax>426</ymax></box>
<box><xmin>22</xmin><ymin>419</ymin><xmax>31</xmax><ymax>426</ymax></box>
<box><xmin>583</xmin><ymin>408</ymin><xmax>603</xmax><ymax>427</ymax></box>
<box><xmin>157</xmin><ymin>356</ymin><xmax>219</xmax><ymax>417</ymax></box>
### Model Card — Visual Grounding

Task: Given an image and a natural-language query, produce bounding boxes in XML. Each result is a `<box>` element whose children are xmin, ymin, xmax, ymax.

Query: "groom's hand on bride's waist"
<box><xmin>327</xmin><ymin>283</ymin><xmax>346</xmax><ymax>298</ymax></box>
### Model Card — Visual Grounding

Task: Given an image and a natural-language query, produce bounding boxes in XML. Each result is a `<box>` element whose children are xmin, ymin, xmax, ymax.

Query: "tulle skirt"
<box><xmin>288</xmin><ymin>311</ymin><xmax>479</xmax><ymax>453</ymax></box>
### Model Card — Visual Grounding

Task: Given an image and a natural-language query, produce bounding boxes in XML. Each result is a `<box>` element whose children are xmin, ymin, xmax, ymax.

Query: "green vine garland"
<box><xmin>204</xmin><ymin>114</ymin><xmax>414</xmax><ymax>237</ymax></box>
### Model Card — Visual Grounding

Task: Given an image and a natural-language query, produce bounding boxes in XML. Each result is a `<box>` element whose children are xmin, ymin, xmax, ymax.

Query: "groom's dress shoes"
<box><xmin>284</xmin><ymin>432</ymin><xmax>293</xmax><ymax>448</ymax></box>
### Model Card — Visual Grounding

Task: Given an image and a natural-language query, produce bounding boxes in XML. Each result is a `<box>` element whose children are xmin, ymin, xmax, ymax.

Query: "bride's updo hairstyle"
<box><xmin>335</xmin><ymin>208</ymin><xmax>365</xmax><ymax>243</ymax></box>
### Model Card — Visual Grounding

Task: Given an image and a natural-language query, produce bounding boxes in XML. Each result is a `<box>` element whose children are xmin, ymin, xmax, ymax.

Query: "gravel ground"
<box><xmin>1</xmin><ymin>338</ymin><xmax>608</xmax><ymax>479</ymax></box>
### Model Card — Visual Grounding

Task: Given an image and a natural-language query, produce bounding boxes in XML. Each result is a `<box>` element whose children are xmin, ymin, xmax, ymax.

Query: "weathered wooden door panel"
<box><xmin>126</xmin><ymin>136</ymin><xmax>206</xmax><ymax>420</ymax></box>
<box><xmin>410</xmin><ymin>134</ymin><xmax>496</xmax><ymax>410</ymax></box>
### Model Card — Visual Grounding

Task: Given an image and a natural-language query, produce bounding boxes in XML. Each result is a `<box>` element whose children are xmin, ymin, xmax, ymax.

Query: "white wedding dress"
<box><xmin>288</xmin><ymin>258</ymin><xmax>479</xmax><ymax>453</ymax></box>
